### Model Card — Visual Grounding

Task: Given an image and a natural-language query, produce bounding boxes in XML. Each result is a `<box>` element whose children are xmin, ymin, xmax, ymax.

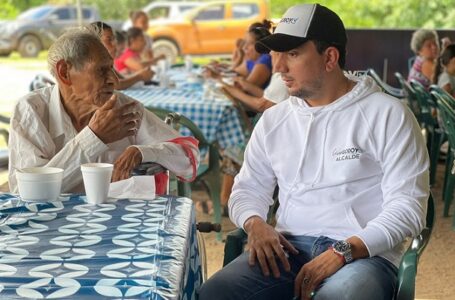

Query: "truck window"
<box><xmin>82</xmin><ymin>8</ymin><xmax>92</xmax><ymax>20</ymax></box>
<box><xmin>194</xmin><ymin>5</ymin><xmax>225</xmax><ymax>21</ymax></box>
<box><xmin>53</xmin><ymin>8</ymin><xmax>71</xmax><ymax>20</ymax></box>
<box><xmin>232</xmin><ymin>4</ymin><xmax>259</xmax><ymax>19</ymax></box>
<box><xmin>179</xmin><ymin>5</ymin><xmax>198</xmax><ymax>14</ymax></box>
<box><xmin>148</xmin><ymin>7</ymin><xmax>170</xmax><ymax>20</ymax></box>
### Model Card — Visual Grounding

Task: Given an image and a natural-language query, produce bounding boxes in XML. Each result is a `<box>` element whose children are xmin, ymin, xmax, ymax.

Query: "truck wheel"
<box><xmin>18</xmin><ymin>35</ymin><xmax>41</xmax><ymax>58</ymax></box>
<box><xmin>0</xmin><ymin>51</ymin><xmax>11</xmax><ymax>57</ymax></box>
<box><xmin>153</xmin><ymin>39</ymin><xmax>179</xmax><ymax>64</ymax></box>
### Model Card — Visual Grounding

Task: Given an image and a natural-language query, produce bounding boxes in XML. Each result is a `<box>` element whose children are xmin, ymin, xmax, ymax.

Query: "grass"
<box><xmin>0</xmin><ymin>51</ymin><xmax>48</xmax><ymax>70</ymax></box>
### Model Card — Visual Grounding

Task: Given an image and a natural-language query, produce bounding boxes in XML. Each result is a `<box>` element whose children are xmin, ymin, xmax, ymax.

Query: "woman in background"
<box><xmin>408</xmin><ymin>29</ymin><xmax>440</xmax><ymax>89</ymax></box>
<box><xmin>434</xmin><ymin>44</ymin><xmax>455</xmax><ymax>96</ymax></box>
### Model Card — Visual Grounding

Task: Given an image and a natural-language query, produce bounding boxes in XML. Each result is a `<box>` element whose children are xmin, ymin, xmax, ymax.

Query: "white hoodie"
<box><xmin>229</xmin><ymin>75</ymin><xmax>430</xmax><ymax>267</ymax></box>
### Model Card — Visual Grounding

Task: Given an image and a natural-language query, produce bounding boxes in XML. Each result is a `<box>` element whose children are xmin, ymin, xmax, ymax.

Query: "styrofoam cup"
<box><xmin>81</xmin><ymin>163</ymin><xmax>113</xmax><ymax>204</ymax></box>
<box><xmin>16</xmin><ymin>167</ymin><xmax>64</xmax><ymax>201</ymax></box>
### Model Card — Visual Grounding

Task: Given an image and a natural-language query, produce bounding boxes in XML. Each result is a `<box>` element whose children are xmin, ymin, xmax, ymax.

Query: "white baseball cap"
<box><xmin>256</xmin><ymin>4</ymin><xmax>347</xmax><ymax>53</ymax></box>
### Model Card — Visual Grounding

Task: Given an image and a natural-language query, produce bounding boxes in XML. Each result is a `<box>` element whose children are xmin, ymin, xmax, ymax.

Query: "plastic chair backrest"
<box><xmin>431</xmin><ymin>90</ymin><xmax>455</xmax><ymax>146</ymax></box>
<box><xmin>396</xmin><ymin>193</ymin><xmax>435</xmax><ymax>300</ymax></box>
<box><xmin>367</xmin><ymin>68</ymin><xmax>405</xmax><ymax>98</ymax></box>
<box><xmin>395</xmin><ymin>72</ymin><xmax>422</xmax><ymax>122</ymax></box>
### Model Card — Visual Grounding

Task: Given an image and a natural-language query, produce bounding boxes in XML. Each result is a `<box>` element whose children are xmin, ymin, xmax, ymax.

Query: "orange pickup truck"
<box><xmin>147</xmin><ymin>0</ymin><xmax>270</xmax><ymax>62</ymax></box>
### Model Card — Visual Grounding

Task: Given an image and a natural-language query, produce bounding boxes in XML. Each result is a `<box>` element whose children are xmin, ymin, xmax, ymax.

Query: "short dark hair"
<box><xmin>127</xmin><ymin>27</ymin><xmax>144</xmax><ymax>45</ymax></box>
<box><xmin>90</xmin><ymin>21</ymin><xmax>112</xmax><ymax>32</ymax></box>
<box><xmin>313</xmin><ymin>40</ymin><xmax>346</xmax><ymax>69</ymax></box>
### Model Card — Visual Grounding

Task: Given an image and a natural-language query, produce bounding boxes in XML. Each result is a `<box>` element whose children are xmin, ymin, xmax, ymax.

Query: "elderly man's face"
<box><xmin>69</xmin><ymin>42</ymin><xmax>118</xmax><ymax>106</ymax></box>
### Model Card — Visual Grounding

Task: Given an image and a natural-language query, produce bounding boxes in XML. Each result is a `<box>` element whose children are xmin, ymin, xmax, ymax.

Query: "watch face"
<box><xmin>334</xmin><ymin>240</ymin><xmax>350</xmax><ymax>252</ymax></box>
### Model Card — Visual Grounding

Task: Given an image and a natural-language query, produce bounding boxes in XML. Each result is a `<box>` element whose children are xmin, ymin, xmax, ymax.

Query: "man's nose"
<box><xmin>273</xmin><ymin>53</ymin><xmax>288</xmax><ymax>73</ymax></box>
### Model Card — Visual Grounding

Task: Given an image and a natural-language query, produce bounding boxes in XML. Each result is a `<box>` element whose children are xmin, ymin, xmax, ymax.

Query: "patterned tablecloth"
<box><xmin>0</xmin><ymin>194</ymin><xmax>202</xmax><ymax>299</ymax></box>
<box><xmin>123</xmin><ymin>70</ymin><xmax>245</xmax><ymax>149</ymax></box>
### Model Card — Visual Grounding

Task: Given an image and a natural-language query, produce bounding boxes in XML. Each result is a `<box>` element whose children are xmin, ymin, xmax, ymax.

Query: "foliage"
<box><xmin>270</xmin><ymin>0</ymin><xmax>455</xmax><ymax>29</ymax></box>
<box><xmin>1</xmin><ymin>0</ymin><xmax>455</xmax><ymax>29</ymax></box>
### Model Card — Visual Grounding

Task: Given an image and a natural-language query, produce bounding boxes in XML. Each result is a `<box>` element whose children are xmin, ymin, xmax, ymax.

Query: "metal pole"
<box><xmin>383</xmin><ymin>58</ymin><xmax>388</xmax><ymax>83</ymax></box>
<box><xmin>76</xmin><ymin>0</ymin><xmax>83</xmax><ymax>27</ymax></box>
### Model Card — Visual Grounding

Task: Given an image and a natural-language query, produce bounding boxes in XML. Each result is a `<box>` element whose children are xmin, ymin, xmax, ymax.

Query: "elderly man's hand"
<box><xmin>89</xmin><ymin>94</ymin><xmax>141</xmax><ymax>144</ymax></box>
<box><xmin>244</xmin><ymin>216</ymin><xmax>299</xmax><ymax>278</ymax></box>
<box><xmin>112</xmin><ymin>147</ymin><xmax>142</xmax><ymax>182</ymax></box>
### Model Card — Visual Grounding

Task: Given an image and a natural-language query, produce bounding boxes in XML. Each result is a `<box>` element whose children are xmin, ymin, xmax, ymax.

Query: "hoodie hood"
<box><xmin>289</xmin><ymin>75</ymin><xmax>382</xmax><ymax>115</ymax></box>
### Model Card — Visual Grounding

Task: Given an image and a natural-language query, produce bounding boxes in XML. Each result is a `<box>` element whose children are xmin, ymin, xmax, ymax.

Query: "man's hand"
<box><xmin>112</xmin><ymin>147</ymin><xmax>142</xmax><ymax>182</ymax></box>
<box><xmin>294</xmin><ymin>250</ymin><xmax>345</xmax><ymax>300</ymax></box>
<box><xmin>89</xmin><ymin>94</ymin><xmax>141</xmax><ymax>144</ymax></box>
<box><xmin>244</xmin><ymin>216</ymin><xmax>298</xmax><ymax>278</ymax></box>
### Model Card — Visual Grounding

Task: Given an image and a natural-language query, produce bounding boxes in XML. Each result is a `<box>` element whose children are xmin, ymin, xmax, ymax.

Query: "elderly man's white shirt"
<box><xmin>9</xmin><ymin>85</ymin><xmax>198</xmax><ymax>193</ymax></box>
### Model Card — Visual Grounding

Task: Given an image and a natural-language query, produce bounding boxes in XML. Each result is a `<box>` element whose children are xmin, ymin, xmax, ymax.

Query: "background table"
<box><xmin>123</xmin><ymin>72</ymin><xmax>245</xmax><ymax>149</ymax></box>
<box><xmin>0</xmin><ymin>194</ymin><xmax>201</xmax><ymax>299</ymax></box>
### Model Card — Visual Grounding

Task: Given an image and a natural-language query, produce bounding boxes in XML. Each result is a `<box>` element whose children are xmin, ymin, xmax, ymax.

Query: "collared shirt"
<box><xmin>9</xmin><ymin>85</ymin><xmax>199</xmax><ymax>193</ymax></box>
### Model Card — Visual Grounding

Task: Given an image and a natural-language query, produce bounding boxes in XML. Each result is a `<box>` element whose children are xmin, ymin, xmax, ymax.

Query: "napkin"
<box><xmin>108</xmin><ymin>176</ymin><xmax>155</xmax><ymax>200</ymax></box>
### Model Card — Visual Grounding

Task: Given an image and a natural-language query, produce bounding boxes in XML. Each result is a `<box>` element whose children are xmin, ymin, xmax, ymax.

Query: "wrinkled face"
<box><xmin>134</xmin><ymin>14</ymin><xmax>149</xmax><ymax>31</ymax></box>
<box><xmin>273</xmin><ymin>41</ymin><xmax>325</xmax><ymax>99</ymax></box>
<box><xmin>242</xmin><ymin>32</ymin><xmax>260</xmax><ymax>61</ymax></box>
<box><xmin>69</xmin><ymin>42</ymin><xmax>118</xmax><ymax>106</ymax></box>
<box><xmin>101</xmin><ymin>28</ymin><xmax>117</xmax><ymax>59</ymax></box>
<box><xmin>419</xmin><ymin>38</ymin><xmax>439</xmax><ymax>60</ymax></box>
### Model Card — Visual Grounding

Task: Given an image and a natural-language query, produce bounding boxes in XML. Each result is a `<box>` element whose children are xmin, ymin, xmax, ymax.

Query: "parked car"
<box><xmin>0</xmin><ymin>5</ymin><xmax>100</xmax><ymax>57</ymax></box>
<box><xmin>122</xmin><ymin>1</ymin><xmax>202</xmax><ymax>30</ymax></box>
<box><xmin>146</xmin><ymin>0</ymin><xmax>270</xmax><ymax>62</ymax></box>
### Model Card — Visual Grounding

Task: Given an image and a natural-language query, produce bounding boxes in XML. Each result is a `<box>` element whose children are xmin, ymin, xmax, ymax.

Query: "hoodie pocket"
<box><xmin>280</xmin><ymin>201</ymin><xmax>364</xmax><ymax>238</ymax></box>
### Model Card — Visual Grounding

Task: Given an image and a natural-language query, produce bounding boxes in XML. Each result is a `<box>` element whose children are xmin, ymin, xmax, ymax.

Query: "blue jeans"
<box><xmin>198</xmin><ymin>235</ymin><xmax>397</xmax><ymax>300</ymax></box>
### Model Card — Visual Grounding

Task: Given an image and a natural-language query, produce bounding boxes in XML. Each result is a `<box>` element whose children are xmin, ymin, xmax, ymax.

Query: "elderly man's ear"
<box><xmin>55</xmin><ymin>60</ymin><xmax>72</xmax><ymax>85</ymax></box>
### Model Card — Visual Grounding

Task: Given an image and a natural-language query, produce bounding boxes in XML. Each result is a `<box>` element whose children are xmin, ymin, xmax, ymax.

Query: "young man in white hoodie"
<box><xmin>199</xmin><ymin>3</ymin><xmax>429</xmax><ymax>300</ymax></box>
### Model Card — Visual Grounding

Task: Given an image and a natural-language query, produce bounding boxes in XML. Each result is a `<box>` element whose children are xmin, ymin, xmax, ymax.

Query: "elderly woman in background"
<box><xmin>408</xmin><ymin>29</ymin><xmax>440</xmax><ymax>89</ymax></box>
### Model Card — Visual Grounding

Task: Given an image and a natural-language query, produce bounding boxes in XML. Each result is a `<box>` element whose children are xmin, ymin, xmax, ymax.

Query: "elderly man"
<box><xmin>9</xmin><ymin>29</ymin><xmax>199</xmax><ymax>193</ymax></box>
<box><xmin>199</xmin><ymin>4</ymin><xmax>429</xmax><ymax>300</ymax></box>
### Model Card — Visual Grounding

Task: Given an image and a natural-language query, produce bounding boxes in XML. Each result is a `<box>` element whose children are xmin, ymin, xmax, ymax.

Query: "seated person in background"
<box><xmin>408</xmin><ymin>29</ymin><xmax>440</xmax><ymax>89</ymax></box>
<box><xmin>221</xmin><ymin>52</ymin><xmax>288</xmax><ymax>112</ymax></box>
<box><xmin>433</xmin><ymin>44</ymin><xmax>455</xmax><ymax>96</ymax></box>
<box><xmin>115</xmin><ymin>30</ymin><xmax>127</xmax><ymax>58</ymax></box>
<box><xmin>115</xmin><ymin>27</ymin><xmax>152</xmax><ymax>75</ymax></box>
<box><xmin>9</xmin><ymin>29</ymin><xmax>199</xmax><ymax>193</ymax></box>
<box><xmin>89</xmin><ymin>22</ymin><xmax>153</xmax><ymax>90</ymax></box>
<box><xmin>205</xmin><ymin>20</ymin><xmax>273</xmax><ymax>89</ymax></box>
<box><xmin>199</xmin><ymin>4</ymin><xmax>429</xmax><ymax>300</ymax></box>
<box><xmin>129</xmin><ymin>10</ymin><xmax>157</xmax><ymax>62</ymax></box>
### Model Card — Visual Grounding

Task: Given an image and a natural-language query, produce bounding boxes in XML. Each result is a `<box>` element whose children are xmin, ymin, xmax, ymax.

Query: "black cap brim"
<box><xmin>255</xmin><ymin>33</ymin><xmax>308</xmax><ymax>53</ymax></box>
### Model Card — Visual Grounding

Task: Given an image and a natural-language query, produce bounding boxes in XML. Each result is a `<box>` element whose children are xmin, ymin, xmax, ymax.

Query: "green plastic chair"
<box><xmin>409</xmin><ymin>80</ymin><xmax>443</xmax><ymax>186</ymax></box>
<box><xmin>367</xmin><ymin>68</ymin><xmax>405</xmax><ymax>99</ymax></box>
<box><xmin>147</xmin><ymin>107</ymin><xmax>223</xmax><ymax>239</ymax></box>
<box><xmin>223</xmin><ymin>194</ymin><xmax>434</xmax><ymax>300</ymax></box>
<box><xmin>431</xmin><ymin>88</ymin><xmax>455</xmax><ymax>220</ymax></box>
<box><xmin>395</xmin><ymin>72</ymin><xmax>422</xmax><ymax>124</ymax></box>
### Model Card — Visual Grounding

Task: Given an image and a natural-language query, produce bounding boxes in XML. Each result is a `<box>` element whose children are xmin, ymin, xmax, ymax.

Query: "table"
<box><xmin>0</xmin><ymin>194</ymin><xmax>202</xmax><ymax>299</ymax></box>
<box><xmin>123</xmin><ymin>73</ymin><xmax>245</xmax><ymax>149</ymax></box>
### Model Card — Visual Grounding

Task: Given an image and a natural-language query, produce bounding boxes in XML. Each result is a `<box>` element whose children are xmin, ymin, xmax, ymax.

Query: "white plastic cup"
<box><xmin>184</xmin><ymin>55</ymin><xmax>193</xmax><ymax>72</ymax></box>
<box><xmin>16</xmin><ymin>167</ymin><xmax>64</xmax><ymax>202</ymax></box>
<box><xmin>81</xmin><ymin>163</ymin><xmax>113</xmax><ymax>205</ymax></box>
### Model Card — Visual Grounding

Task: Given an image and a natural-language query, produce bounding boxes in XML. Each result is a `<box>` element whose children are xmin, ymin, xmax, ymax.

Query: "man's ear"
<box><xmin>325</xmin><ymin>47</ymin><xmax>340</xmax><ymax>72</ymax></box>
<box><xmin>55</xmin><ymin>60</ymin><xmax>72</xmax><ymax>85</ymax></box>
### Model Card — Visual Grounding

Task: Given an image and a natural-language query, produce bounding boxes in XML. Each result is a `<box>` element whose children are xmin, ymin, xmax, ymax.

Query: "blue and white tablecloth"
<box><xmin>123</xmin><ymin>73</ymin><xmax>245</xmax><ymax>149</ymax></box>
<box><xmin>0</xmin><ymin>194</ymin><xmax>202</xmax><ymax>299</ymax></box>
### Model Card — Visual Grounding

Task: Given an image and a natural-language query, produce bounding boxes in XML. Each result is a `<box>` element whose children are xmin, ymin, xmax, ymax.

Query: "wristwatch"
<box><xmin>331</xmin><ymin>240</ymin><xmax>353</xmax><ymax>264</ymax></box>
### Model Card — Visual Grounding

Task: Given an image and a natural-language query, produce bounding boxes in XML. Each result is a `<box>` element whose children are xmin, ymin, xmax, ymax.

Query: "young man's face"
<box><xmin>273</xmin><ymin>41</ymin><xmax>326</xmax><ymax>99</ymax></box>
